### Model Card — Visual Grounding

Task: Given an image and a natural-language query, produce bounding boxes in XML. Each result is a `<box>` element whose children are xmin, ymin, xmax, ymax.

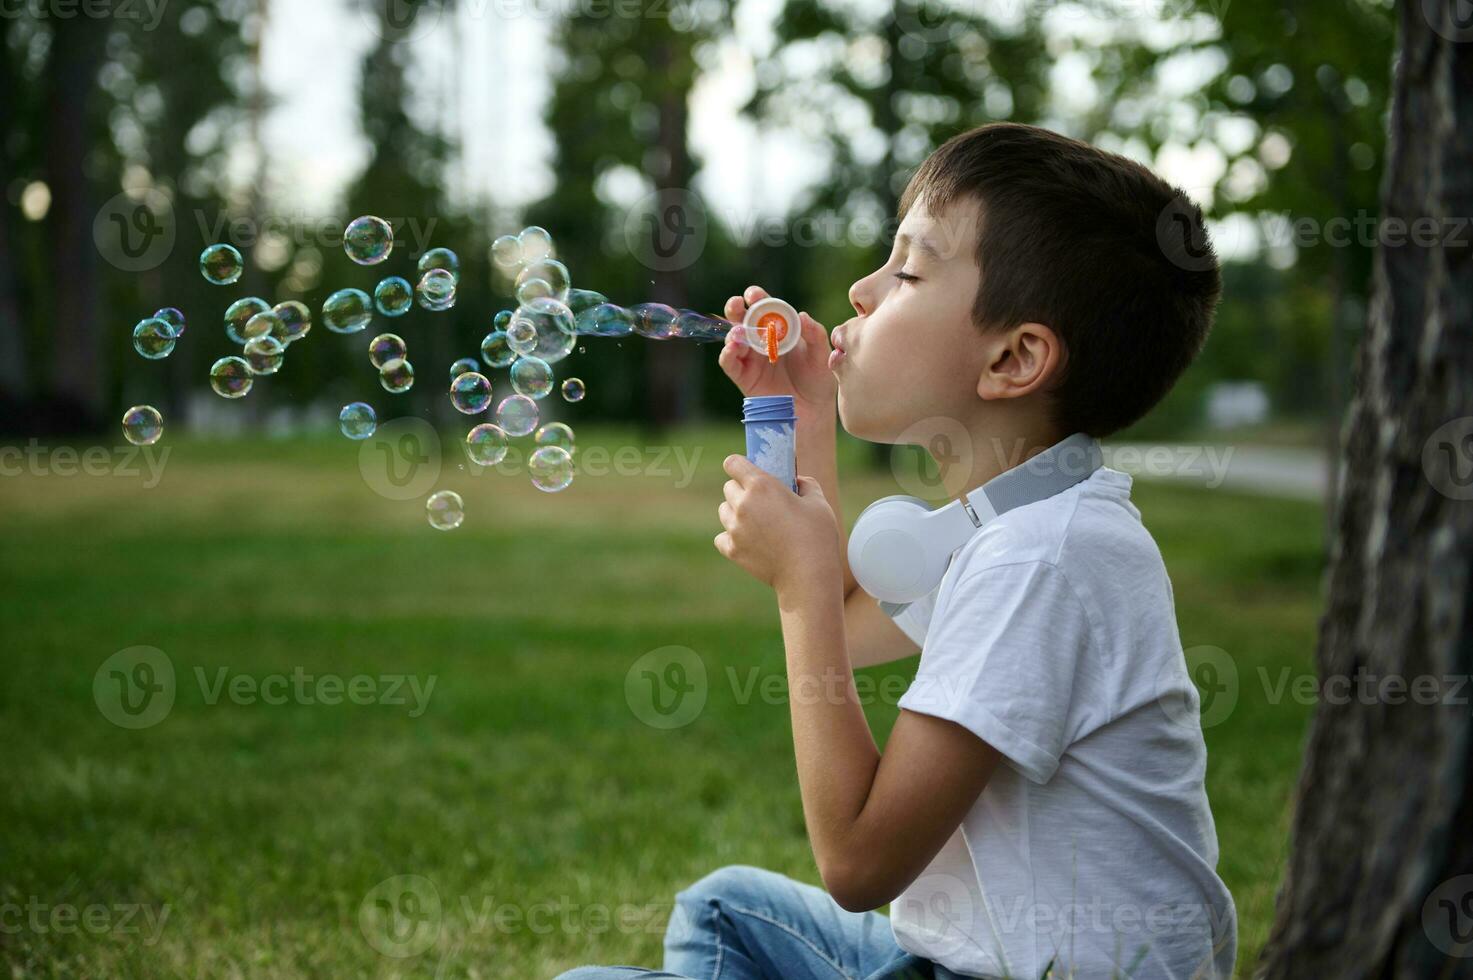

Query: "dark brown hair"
<box><xmin>900</xmin><ymin>123</ymin><xmax>1221</xmax><ymax>438</ymax></box>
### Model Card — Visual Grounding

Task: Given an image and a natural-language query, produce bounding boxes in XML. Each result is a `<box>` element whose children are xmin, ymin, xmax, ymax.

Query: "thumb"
<box><xmin>795</xmin><ymin>475</ymin><xmax>824</xmax><ymax>497</ymax></box>
<box><xmin>798</xmin><ymin>312</ymin><xmax>830</xmax><ymax>350</ymax></box>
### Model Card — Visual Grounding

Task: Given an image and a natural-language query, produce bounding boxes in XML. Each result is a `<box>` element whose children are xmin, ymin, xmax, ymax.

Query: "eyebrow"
<box><xmin>898</xmin><ymin>233</ymin><xmax>941</xmax><ymax>260</ymax></box>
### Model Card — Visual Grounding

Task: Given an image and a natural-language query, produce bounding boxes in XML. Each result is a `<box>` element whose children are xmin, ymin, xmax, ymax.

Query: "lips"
<box><xmin>829</xmin><ymin>325</ymin><xmax>847</xmax><ymax>371</ymax></box>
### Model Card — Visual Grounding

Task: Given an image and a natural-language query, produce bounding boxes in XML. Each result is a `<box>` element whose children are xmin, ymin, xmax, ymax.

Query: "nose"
<box><xmin>848</xmin><ymin>270</ymin><xmax>876</xmax><ymax>317</ymax></box>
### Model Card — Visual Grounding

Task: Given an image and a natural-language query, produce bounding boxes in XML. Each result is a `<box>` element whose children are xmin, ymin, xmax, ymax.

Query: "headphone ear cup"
<box><xmin>849</xmin><ymin>496</ymin><xmax>951</xmax><ymax>604</ymax></box>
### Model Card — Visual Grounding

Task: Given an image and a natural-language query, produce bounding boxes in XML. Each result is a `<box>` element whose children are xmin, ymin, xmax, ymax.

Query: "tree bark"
<box><xmin>1256</xmin><ymin>1</ymin><xmax>1473</xmax><ymax>976</ymax></box>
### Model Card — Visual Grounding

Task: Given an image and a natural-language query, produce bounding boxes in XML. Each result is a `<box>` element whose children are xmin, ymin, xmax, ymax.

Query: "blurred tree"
<box><xmin>526</xmin><ymin>0</ymin><xmax>733</xmax><ymax>429</ymax></box>
<box><xmin>1258</xmin><ymin>1</ymin><xmax>1473</xmax><ymax>975</ymax></box>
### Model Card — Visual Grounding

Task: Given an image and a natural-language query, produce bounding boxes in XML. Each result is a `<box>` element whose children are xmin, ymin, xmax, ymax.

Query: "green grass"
<box><xmin>0</xmin><ymin>426</ymin><xmax>1322</xmax><ymax>978</ymax></box>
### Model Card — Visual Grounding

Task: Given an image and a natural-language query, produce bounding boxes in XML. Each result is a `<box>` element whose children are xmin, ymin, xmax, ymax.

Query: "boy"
<box><xmin>559</xmin><ymin>123</ymin><xmax>1236</xmax><ymax>979</ymax></box>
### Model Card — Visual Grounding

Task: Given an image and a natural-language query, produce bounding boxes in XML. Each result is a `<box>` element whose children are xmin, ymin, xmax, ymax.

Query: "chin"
<box><xmin>837</xmin><ymin>387</ymin><xmax>898</xmax><ymax>444</ymax></box>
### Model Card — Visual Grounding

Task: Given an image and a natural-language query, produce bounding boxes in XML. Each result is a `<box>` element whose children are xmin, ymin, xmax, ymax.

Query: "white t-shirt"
<box><xmin>885</xmin><ymin>467</ymin><xmax>1237</xmax><ymax>980</ymax></box>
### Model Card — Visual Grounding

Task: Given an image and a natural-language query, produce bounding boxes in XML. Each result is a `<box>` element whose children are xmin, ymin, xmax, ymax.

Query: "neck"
<box><xmin>936</xmin><ymin>416</ymin><xmax>1065</xmax><ymax>499</ymax></box>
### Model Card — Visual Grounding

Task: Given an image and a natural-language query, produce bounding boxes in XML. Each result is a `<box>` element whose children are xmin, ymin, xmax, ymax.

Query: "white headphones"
<box><xmin>848</xmin><ymin>433</ymin><xmax>1103</xmax><ymax>610</ymax></box>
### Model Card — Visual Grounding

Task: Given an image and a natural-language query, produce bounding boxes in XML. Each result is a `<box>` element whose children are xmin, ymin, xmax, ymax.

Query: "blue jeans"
<box><xmin>555</xmin><ymin>865</ymin><xmax>966</xmax><ymax>980</ymax></box>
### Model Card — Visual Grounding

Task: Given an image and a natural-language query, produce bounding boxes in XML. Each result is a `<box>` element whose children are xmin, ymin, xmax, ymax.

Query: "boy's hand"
<box><xmin>719</xmin><ymin>286</ymin><xmax>836</xmax><ymax>418</ymax></box>
<box><xmin>715</xmin><ymin>455</ymin><xmax>842</xmax><ymax>594</ymax></box>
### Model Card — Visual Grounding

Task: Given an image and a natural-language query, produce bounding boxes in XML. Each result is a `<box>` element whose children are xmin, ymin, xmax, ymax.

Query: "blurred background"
<box><xmin>0</xmin><ymin>0</ymin><xmax>1390</xmax><ymax>447</ymax></box>
<box><xmin>0</xmin><ymin>0</ymin><xmax>1390</xmax><ymax>976</ymax></box>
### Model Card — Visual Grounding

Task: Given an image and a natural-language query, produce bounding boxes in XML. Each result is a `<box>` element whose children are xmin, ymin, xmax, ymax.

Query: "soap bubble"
<box><xmin>518</xmin><ymin>226</ymin><xmax>554</xmax><ymax>263</ymax></box>
<box><xmin>516</xmin><ymin>259</ymin><xmax>571</xmax><ymax>302</ymax></box>
<box><xmin>561</xmin><ymin>378</ymin><xmax>586</xmax><ymax>402</ymax></box>
<box><xmin>676</xmin><ymin>309</ymin><xmax>732</xmax><ymax>341</ymax></box>
<box><xmin>631</xmin><ymin>302</ymin><xmax>679</xmax><ymax>339</ymax></box>
<box><xmin>515</xmin><ymin>297</ymin><xmax>577</xmax><ymax>363</ymax></box>
<box><xmin>510</xmin><ymin>355</ymin><xmax>553</xmax><ymax>400</ymax></box>
<box><xmin>380</xmin><ymin>358</ymin><xmax>415</xmax><ymax>393</ymax></box>
<box><xmin>272</xmin><ymin>300</ymin><xmax>312</xmax><ymax>343</ymax></box>
<box><xmin>374</xmin><ymin>276</ymin><xmax>413</xmax><ymax>317</ymax></box>
<box><xmin>576</xmin><ymin>303</ymin><xmax>634</xmax><ymax>337</ymax></box>
<box><xmin>225</xmin><ymin>297</ymin><xmax>270</xmax><ymax>344</ymax></box>
<box><xmin>528</xmin><ymin>445</ymin><xmax>574</xmax><ymax>493</ymax></box>
<box><xmin>566</xmin><ymin>289</ymin><xmax>607</xmax><ymax>317</ymax></box>
<box><xmin>506</xmin><ymin>317</ymin><xmax>537</xmax><ymax>356</ymax></box>
<box><xmin>369</xmin><ymin>333</ymin><xmax>407</xmax><ymax>369</ymax></box>
<box><xmin>426</xmin><ymin>489</ymin><xmax>464</xmax><ymax>531</ymax></box>
<box><xmin>200</xmin><ymin>243</ymin><xmax>243</xmax><ymax>285</ymax></box>
<box><xmin>496</xmin><ymin>393</ymin><xmax>538</xmax><ymax>436</ymax></box>
<box><xmin>534</xmin><ymin>421</ymin><xmax>575</xmax><ymax>453</ymax></box>
<box><xmin>244</xmin><ymin>335</ymin><xmax>285</xmax><ymax>375</ymax></box>
<box><xmin>449</xmin><ymin>357</ymin><xmax>480</xmax><ymax>382</ymax></box>
<box><xmin>132</xmin><ymin>317</ymin><xmax>177</xmax><ymax>359</ymax></box>
<box><xmin>210</xmin><ymin>356</ymin><xmax>253</xmax><ymax>398</ymax></box>
<box><xmin>450</xmin><ymin>370</ymin><xmax>493</xmax><ymax>415</ymax></box>
<box><xmin>465</xmin><ymin>423</ymin><xmax>509</xmax><ymax>466</ymax></box>
<box><xmin>492</xmin><ymin>234</ymin><xmax>522</xmax><ymax>269</ymax></box>
<box><xmin>153</xmin><ymin>307</ymin><xmax>186</xmax><ymax>336</ymax></box>
<box><xmin>344</xmin><ymin>215</ymin><xmax>393</xmax><ymax>265</ymax></box>
<box><xmin>417</xmin><ymin>247</ymin><xmax>460</xmax><ymax>282</ymax></box>
<box><xmin>121</xmin><ymin>405</ymin><xmax>163</xmax><ymax>446</ymax></box>
<box><xmin>417</xmin><ymin>268</ymin><xmax>457</xmax><ymax>311</ymax></box>
<box><xmin>339</xmin><ymin>402</ymin><xmax>377</xmax><ymax>440</ymax></box>
<box><xmin>480</xmin><ymin>330</ymin><xmax>515</xmax><ymax>368</ymax></box>
<box><xmin>323</xmin><ymin>288</ymin><xmax>373</xmax><ymax>334</ymax></box>
<box><xmin>494</xmin><ymin>310</ymin><xmax>513</xmax><ymax>330</ymax></box>
<box><xmin>244</xmin><ymin>309</ymin><xmax>283</xmax><ymax>342</ymax></box>
<box><xmin>515</xmin><ymin>277</ymin><xmax>555</xmax><ymax>305</ymax></box>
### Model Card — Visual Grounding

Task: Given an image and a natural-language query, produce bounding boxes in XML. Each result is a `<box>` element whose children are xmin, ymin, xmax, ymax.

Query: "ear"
<box><xmin>977</xmin><ymin>322</ymin><xmax>1063</xmax><ymax>401</ymax></box>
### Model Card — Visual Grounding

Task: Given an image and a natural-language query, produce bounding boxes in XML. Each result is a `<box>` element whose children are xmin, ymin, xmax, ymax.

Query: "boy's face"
<box><xmin>831</xmin><ymin>198</ymin><xmax>986</xmax><ymax>444</ymax></box>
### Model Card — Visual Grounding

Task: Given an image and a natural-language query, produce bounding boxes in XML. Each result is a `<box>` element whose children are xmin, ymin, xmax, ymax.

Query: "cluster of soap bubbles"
<box><xmin>126</xmin><ymin>218</ymin><xmax>621</xmax><ymax>527</ymax></box>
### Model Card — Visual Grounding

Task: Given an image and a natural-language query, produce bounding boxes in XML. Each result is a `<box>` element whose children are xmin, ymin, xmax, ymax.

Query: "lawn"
<box><xmin>0</xmin><ymin>426</ymin><xmax>1322</xmax><ymax>978</ymax></box>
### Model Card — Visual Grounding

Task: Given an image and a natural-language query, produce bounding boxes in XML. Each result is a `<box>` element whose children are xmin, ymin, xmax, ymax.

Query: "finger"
<box><xmin>799</xmin><ymin>312</ymin><xmax>829</xmax><ymax>348</ymax></box>
<box><xmin>796</xmin><ymin>475</ymin><xmax>824</xmax><ymax>497</ymax></box>
<box><xmin>723</xmin><ymin>453</ymin><xmax>761</xmax><ymax>485</ymax></box>
<box><xmin>723</xmin><ymin>479</ymin><xmax>741</xmax><ymax>507</ymax></box>
<box><xmin>713</xmin><ymin>531</ymin><xmax>733</xmax><ymax>558</ymax></box>
<box><xmin>743</xmin><ymin>285</ymin><xmax>770</xmax><ymax>305</ymax></box>
<box><xmin>718</xmin><ymin>501</ymin><xmax>734</xmax><ymax>528</ymax></box>
<box><xmin>723</xmin><ymin>323</ymin><xmax>747</xmax><ymax>347</ymax></box>
<box><xmin>724</xmin><ymin>295</ymin><xmax>747</xmax><ymax>324</ymax></box>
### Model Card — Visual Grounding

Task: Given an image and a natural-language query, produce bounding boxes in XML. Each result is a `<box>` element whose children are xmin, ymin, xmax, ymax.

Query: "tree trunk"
<box><xmin>44</xmin><ymin>16</ymin><xmax>107</xmax><ymax>430</ymax></box>
<box><xmin>1256</xmin><ymin>1</ymin><xmax>1473</xmax><ymax>976</ymax></box>
<box><xmin>0</xmin><ymin>22</ymin><xmax>29</xmax><ymax>413</ymax></box>
<box><xmin>644</xmin><ymin>38</ymin><xmax>699</xmax><ymax>430</ymax></box>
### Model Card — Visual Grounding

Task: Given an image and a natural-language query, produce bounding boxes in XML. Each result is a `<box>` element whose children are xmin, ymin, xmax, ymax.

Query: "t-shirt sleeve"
<box><xmin>896</xmin><ymin>559</ymin><xmax>1096</xmax><ymax>784</ymax></box>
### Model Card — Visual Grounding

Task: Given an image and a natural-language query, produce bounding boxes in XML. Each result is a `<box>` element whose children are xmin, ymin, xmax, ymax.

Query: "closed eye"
<box><xmin>894</xmin><ymin>271</ymin><xmax>920</xmax><ymax>283</ymax></box>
